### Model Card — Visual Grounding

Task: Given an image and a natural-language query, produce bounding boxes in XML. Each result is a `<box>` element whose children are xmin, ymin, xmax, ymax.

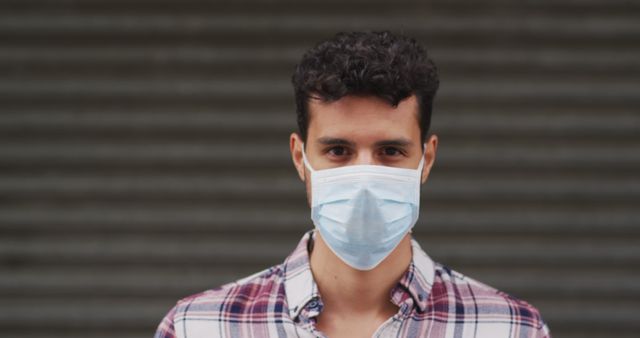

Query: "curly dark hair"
<box><xmin>292</xmin><ymin>30</ymin><xmax>440</xmax><ymax>144</ymax></box>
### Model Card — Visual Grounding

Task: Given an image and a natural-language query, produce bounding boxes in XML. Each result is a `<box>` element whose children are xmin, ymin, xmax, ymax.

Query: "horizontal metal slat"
<box><xmin>0</xmin><ymin>45</ymin><xmax>640</xmax><ymax>76</ymax></box>
<box><xmin>1</xmin><ymin>79</ymin><xmax>637</xmax><ymax>102</ymax></box>
<box><xmin>3</xmin><ymin>266</ymin><xmax>637</xmax><ymax>299</ymax></box>
<box><xmin>0</xmin><ymin>207</ymin><xmax>637</xmax><ymax>234</ymax></box>
<box><xmin>1</xmin><ymin>143</ymin><xmax>638</xmax><ymax>168</ymax></box>
<box><xmin>1</xmin><ymin>236</ymin><xmax>638</xmax><ymax>267</ymax></box>
<box><xmin>2</xmin><ymin>14</ymin><xmax>639</xmax><ymax>37</ymax></box>
<box><xmin>1</xmin><ymin>175</ymin><xmax>638</xmax><ymax>202</ymax></box>
<box><xmin>1</xmin><ymin>109</ymin><xmax>638</xmax><ymax>136</ymax></box>
<box><xmin>1</xmin><ymin>0</ymin><xmax>639</xmax><ymax>11</ymax></box>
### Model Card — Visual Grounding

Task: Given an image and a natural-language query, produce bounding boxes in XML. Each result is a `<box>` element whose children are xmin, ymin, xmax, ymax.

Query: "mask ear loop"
<box><xmin>301</xmin><ymin>143</ymin><xmax>316</xmax><ymax>175</ymax></box>
<box><xmin>416</xmin><ymin>142</ymin><xmax>427</xmax><ymax>176</ymax></box>
<box><xmin>410</xmin><ymin>143</ymin><xmax>427</xmax><ymax>236</ymax></box>
<box><xmin>301</xmin><ymin>144</ymin><xmax>318</xmax><ymax>239</ymax></box>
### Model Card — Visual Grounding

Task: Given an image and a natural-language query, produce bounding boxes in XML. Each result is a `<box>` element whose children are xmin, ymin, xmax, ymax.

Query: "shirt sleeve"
<box><xmin>154</xmin><ymin>305</ymin><xmax>177</xmax><ymax>338</ymax></box>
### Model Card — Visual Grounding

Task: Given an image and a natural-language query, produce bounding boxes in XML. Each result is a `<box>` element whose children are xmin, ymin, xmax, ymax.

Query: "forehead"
<box><xmin>307</xmin><ymin>95</ymin><xmax>421</xmax><ymax>141</ymax></box>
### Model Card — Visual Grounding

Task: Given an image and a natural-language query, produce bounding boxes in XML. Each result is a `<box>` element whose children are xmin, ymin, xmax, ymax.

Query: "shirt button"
<box><xmin>418</xmin><ymin>293</ymin><xmax>425</xmax><ymax>301</ymax></box>
<box><xmin>308</xmin><ymin>300</ymin><xmax>319</xmax><ymax>309</ymax></box>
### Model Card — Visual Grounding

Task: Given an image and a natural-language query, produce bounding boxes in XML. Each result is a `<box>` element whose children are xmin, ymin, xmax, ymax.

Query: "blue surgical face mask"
<box><xmin>302</xmin><ymin>144</ymin><xmax>425</xmax><ymax>270</ymax></box>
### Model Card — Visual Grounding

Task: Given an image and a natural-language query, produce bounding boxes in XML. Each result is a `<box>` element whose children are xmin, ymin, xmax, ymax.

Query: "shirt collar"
<box><xmin>283</xmin><ymin>230</ymin><xmax>436</xmax><ymax>318</ymax></box>
<box><xmin>283</xmin><ymin>230</ymin><xmax>320</xmax><ymax>319</ymax></box>
<box><xmin>394</xmin><ymin>238</ymin><xmax>436</xmax><ymax>312</ymax></box>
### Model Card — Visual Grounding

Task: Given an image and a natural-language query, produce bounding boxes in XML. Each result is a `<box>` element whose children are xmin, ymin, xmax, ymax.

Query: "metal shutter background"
<box><xmin>1</xmin><ymin>0</ymin><xmax>638</xmax><ymax>337</ymax></box>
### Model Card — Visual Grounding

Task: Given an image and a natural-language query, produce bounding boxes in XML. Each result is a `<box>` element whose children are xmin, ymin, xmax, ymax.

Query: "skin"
<box><xmin>289</xmin><ymin>94</ymin><xmax>438</xmax><ymax>338</ymax></box>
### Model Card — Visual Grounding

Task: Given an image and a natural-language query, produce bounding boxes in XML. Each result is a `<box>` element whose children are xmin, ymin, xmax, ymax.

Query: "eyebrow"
<box><xmin>374</xmin><ymin>138</ymin><xmax>413</xmax><ymax>147</ymax></box>
<box><xmin>316</xmin><ymin>137</ymin><xmax>412</xmax><ymax>147</ymax></box>
<box><xmin>317</xmin><ymin>137</ymin><xmax>355</xmax><ymax>146</ymax></box>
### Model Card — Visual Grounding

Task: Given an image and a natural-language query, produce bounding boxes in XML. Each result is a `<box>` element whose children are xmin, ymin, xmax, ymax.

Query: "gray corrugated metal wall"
<box><xmin>1</xmin><ymin>0</ymin><xmax>639</xmax><ymax>337</ymax></box>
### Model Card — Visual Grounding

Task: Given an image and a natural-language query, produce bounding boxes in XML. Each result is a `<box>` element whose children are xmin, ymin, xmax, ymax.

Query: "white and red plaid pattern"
<box><xmin>155</xmin><ymin>231</ymin><xmax>551</xmax><ymax>338</ymax></box>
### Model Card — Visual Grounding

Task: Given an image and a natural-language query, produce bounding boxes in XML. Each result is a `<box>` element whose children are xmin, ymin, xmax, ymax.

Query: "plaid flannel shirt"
<box><xmin>155</xmin><ymin>230</ymin><xmax>551</xmax><ymax>338</ymax></box>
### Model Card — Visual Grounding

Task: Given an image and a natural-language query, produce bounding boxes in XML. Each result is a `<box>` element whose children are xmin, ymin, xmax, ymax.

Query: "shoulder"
<box><xmin>177</xmin><ymin>265</ymin><xmax>285</xmax><ymax>316</ymax></box>
<box><xmin>155</xmin><ymin>264</ymin><xmax>287</xmax><ymax>337</ymax></box>
<box><xmin>429</xmin><ymin>264</ymin><xmax>550</xmax><ymax>336</ymax></box>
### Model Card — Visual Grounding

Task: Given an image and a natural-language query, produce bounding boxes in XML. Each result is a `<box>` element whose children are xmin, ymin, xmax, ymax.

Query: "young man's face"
<box><xmin>290</xmin><ymin>94</ymin><xmax>438</xmax><ymax>205</ymax></box>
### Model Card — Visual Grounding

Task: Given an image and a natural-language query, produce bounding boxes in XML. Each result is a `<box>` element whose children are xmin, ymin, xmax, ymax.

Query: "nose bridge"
<box><xmin>354</xmin><ymin>148</ymin><xmax>376</xmax><ymax>165</ymax></box>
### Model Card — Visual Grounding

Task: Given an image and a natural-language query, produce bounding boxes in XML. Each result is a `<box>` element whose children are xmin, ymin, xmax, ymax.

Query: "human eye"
<box><xmin>325</xmin><ymin>146</ymin><xmax>350</xmax><ymax>158</ymax></box>
<box><xmin>380</xmin><ymin>146</ymin><xmax>405</xmax><ymax>157</ymax></box>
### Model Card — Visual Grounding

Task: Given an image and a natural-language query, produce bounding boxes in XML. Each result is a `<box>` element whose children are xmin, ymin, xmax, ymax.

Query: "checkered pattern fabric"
<box><xmin>155</xmin><ymin>230</ymin><xmax>551</xmax><ymax>338</ymax></box>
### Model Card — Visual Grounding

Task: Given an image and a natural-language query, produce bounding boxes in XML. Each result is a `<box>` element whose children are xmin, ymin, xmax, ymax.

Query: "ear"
<box><xmin>421</xmin><ymin>134</ymin><xmax>438</xmax><ymax>184</ymax></box>
<box><xmin>290</xmin><ymin>132</ymin><xmax>306</xmax><ymax>182</ymax></box>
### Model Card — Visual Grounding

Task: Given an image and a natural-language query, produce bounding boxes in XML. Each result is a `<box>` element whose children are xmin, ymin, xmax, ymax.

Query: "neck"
<box><xmin>308</xmin><ymin>230</ymin><xmax>413</xmax><ymax>315</ymax></box>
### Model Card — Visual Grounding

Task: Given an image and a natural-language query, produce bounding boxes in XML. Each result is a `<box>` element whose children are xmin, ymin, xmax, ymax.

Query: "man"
<box><xmin>155</xmin><ymin>31</ymin><xmax>551</xmax><ymax>338</ymax></box>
